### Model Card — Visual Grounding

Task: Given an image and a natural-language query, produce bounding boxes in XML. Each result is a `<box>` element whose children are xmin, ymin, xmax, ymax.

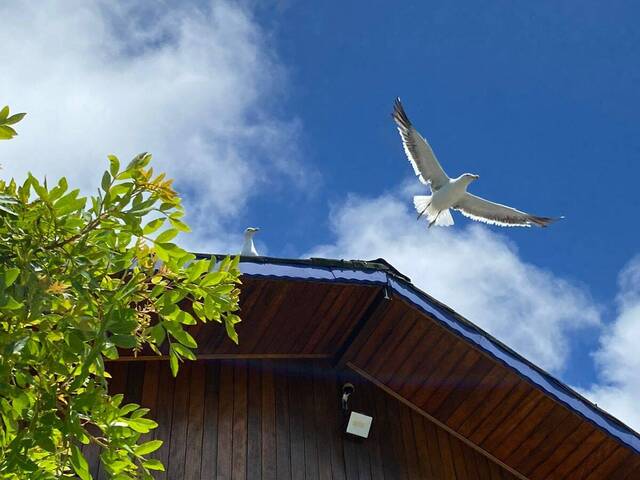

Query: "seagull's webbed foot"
<box><xmin>416</xmin><ymin>201</ymin><xmax>432</xmax><ymax>221</ymax></box>
<box><xmin>428</xmin><ymin>211</ymin><xmax>441</xmax><ymax>228</ymax></box>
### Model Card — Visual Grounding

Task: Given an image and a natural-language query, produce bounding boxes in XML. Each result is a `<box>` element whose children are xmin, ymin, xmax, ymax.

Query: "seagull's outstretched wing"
<box><xmin>454</xmin><ymin>193</ymin><xmax>559</xmax><ymax>227</ymax></box>
<box><xmin>392</xmin><ymin>98</ymin><xmax>449</xmax><ymax>190</ymax></box>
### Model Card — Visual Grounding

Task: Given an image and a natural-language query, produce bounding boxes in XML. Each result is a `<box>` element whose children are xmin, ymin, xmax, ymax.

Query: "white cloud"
<box><xmin>0</xmin><ymin>0</ymin><xmax>303</xmax><ymax>253</ymax></box>
<box><xmin>311</xmin><ymin>187</ymin><xmax>640</xmax><ymax>430</ymax></box>
<box><xmin>308</xmin><ymin>192</ymin><xmax>601</xmax><ymax>373</ymax></box>
<box><xmin>582</xmin><ymin>256</ymin><xmax>640</xmax><ymax>431</ymax></box>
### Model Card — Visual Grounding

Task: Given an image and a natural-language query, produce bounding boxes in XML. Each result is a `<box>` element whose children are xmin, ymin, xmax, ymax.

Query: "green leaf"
<box><xmin>29</xmin><ymin>174</ymin><xmax>48</xmax><ymax>200</ymax></box>
<box><xmin>102</xmin><ymin>342</ymin><xmax>119</xmax><ymax>360</ymax></box>
<box><xmin>0</xmin><ymin>106</ymin><xmax>8</xmax><ymax>121</ymax></box>
<box><xmin>35</xmin><ymin>430</ymin><xmax>57</xmax><ymax>453</ymax></box>
<box><xmin>154</xmin><ymin>243</ymin><xmax>170</xmax><ymax>262</ymax></box>
<box><xmin>1</xmin><ymin>295</ymin><xmax>23</xmax><ymax>310</ymax></box>
<box><xmin>187</xmin><ymin>259</ymin><xmax>210</xmax><ymax>282</ymax></box>
<box><xmin>4</xmin><ymin>112</ymin><xmax>26</xmax><ymax>125</ymax></box>
<box><xmin>66</xmin><ymin>330</ymin><xmax>86</xmax><ymax>354</ymax></box>
<box><xmin>192</xmin><ymin>301</ymin><xmax>206</xmax><ymax>321</ymax></box>
<box><xmin>70</xmin><ymin>445</ymin><xmax>91</xmax><ymax>480</ymax></box>
<box><xmin>219</xmin><ymin>256</ymin><xmax>231</xmax><ymax>272</ymax></box>
<box><xmin>4</xmin><ymin>267</ymin><xmax>20</xmax><ymax>287</ymax></box>
<box><xmin>54</xmin><ymin>189</ymin><xmax>85</xmax><ymax>215</ymax></box>
<box><xmin>148</xmin><ymin>323</ymin><xmax>166</xmax><ymax>346</ymax></box>
<box><xmin>169</xmin><ymin>351</ymin><xmax>179</xmax><ymax>377</ymax></box>
<box><xmin>0</xmin><ymin>125</ymin><xmax>17</xmax><ymax>139</ymax></box>
<box><xmin>101</xmin><ymin>171</ymin><xmax>111</xmax><ymax>191</ymax></box>
<box><xmin>126</xmin><ymin>417</ymin><xmax>158</xmax><ymax>433</ymax></box>
<box><xmin>12</xmin><ymin>392</ymin><xmax>30</xmax><ymax>415</ymax></box>
<box><xmin>49</xmin><ymin>176</ymin><xmax>68</xmax><ymax>201</ymax></box>
<box><xmin>131</xmin><ymin>407</ymin><xmax>150</xmax><ymax>419</ymax></box>
<box><xmin>176</xmin><ymin>310</ymin><xmax>196</xmax><ymax>325</ymax></box>
<box><xmin>172</xmin><ymin>343</ymin><xmax>196</xmax><ymax>360</ymax></box>
<box><xmin>169</xmin><ymin>216</ymin><xmax>191</xmax><ymax>232</ymax></box>
<box><xmin>156</xmin><ymin>228</ymin><xmax>179</xmax><ymax>244</ymax></box>
<box><xmin>168</xmin><ymin>327</ymin><xmax>197</xmax><ymax>348</ymax></box>
<box><xmin>142</xmin><ymin>459</ymin><xmax>165</xmax><ymax>471</ymax></box>
<box><xmin>225</xmin><ymin>320</ymin><xmax>239</xmax><ymax>345</ymax></box>
<box><xmin>119</xmin><ymin>403</ymin><xmax>140</xmax><ymax>416</ymax></box>
<box><xmin>108</xmin><ymin>313</ymin><xmax>138</xmax><ymax>335</ymax></box>
<box><xmin>111</xmin><ymin>334</ymin><xmax>137</xmax><ymax>349</ymax></box>
<box><xmin>143</xmin><ymin>217</ymin><xmax>165</xmax><ymax>235</ymax></box>
<box><xmin>204</xmin><ymin>295</ymin><xmax>218</xmax><ymax>321</ymax></box>
<box><xmin>110</xmin><ymin>183</ymin><xmax>132</xmax><ymax>196</ymax></box>
<box><xmin>134</xmin><ymin>440</ymin><xmax>163</xmax><ymax>456</ymax></box>
<box><xmin>158</xmin><ymin>242</ymin><xmax>187</xmax><ymax>263</ymax></box>
<box><xmin>201</xmin><ymin>271</ymin><xmax>224</xmax><ymax>287</ymax></box>
<box><xmin>108</xmin><ymin>154</ymin><xmax>120</xmax><ymax>176</ymax></box>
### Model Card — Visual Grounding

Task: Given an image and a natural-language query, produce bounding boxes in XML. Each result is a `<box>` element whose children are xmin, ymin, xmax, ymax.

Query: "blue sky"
<box><xmin>253</xmin><ymin>1</ymin><xmax>639</xmax><ymax>296</ymax></box>
<box><xmin>250</xmin><ymin>0</ymin><xmax>640</xmax><ymax>385</ymax></box>
<box><xmin>1</xmin><ymin>1</ymin><xmax>639</xmax><ymax>430</ymax></box>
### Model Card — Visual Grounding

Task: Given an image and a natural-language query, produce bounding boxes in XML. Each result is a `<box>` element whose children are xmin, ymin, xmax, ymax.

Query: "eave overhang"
<box><xmin>228</xmin><ymin>256</ymin><xmax>639</xmax><ymax>456</ymax></box>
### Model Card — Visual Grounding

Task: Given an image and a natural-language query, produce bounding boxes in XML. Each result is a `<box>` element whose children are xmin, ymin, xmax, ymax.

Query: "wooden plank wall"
<box><xmin>86</xmin><ymin>360</ymin><xmax>517</xmax><ymax>479</ymax></box>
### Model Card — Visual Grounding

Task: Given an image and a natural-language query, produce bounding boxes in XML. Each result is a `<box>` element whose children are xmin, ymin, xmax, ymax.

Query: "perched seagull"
<box><xmin>241</xmin><ymin>227</ymin><xmax>260</xmax><ymax>256</ymax></box>
<box><xmin>392</xmin><ymin>98</ymin><xmax>560</xmax><ymax>228</ymax></box>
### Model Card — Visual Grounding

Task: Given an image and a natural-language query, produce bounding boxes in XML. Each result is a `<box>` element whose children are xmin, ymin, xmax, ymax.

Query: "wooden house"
<box><xmin>88</xmin><ymin>257</ymin><xmax>640</xmax><ymax>479</ymax></box>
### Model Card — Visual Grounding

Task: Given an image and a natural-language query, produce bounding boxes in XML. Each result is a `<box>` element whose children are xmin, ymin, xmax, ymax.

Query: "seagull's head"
<box><xmin>244</xmin><ymin>227</ymin><xmax>260</xmax><ymax>236</ymax></box>
<box><xmin>461</xmin><ymin>173</ymin><xmax>480</xmax><ymax>183</ymax></box>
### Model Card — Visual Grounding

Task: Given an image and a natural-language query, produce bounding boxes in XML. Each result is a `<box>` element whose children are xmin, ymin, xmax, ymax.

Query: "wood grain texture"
<box><xmin>231</xmin><ymin>361</ymin><xmax>248</xmax><ymax>480</ymax></box>
<box><xmin>185</xmin><ymin>363</ymin><xmax>206</xmax><ymax>480</ymax></box>
<box><xmin>96</xmin><ymin>359</ymin><xmax>521</xmax><ymax>479</ymax></box>
<box><xmin>216</xmin><ymin>361</ymin><xmax>234</xmax><ymax>480</ymax></box>
<box><xmin>261</xmin><ymin>362</ymin><xmax>277</xmax><ymax>480</ymax></box>
<box><xmin>201</xmin><ymin>361</ymin><xmax>220</xmax><ymax>479</ymax></box>
<box><xmin>201</xmin><ymin>280</ymin><xmax>381</xmax><ymax>357</ymax></box>
<box><xmin>167</xmin><ymin>362</ymin><xmax>191</xmax><ymax>479</ymax></box>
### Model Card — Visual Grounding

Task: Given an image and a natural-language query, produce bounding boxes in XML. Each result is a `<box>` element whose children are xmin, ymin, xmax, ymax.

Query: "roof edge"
<box><xmin>215</xmin><ymin>254</ymin><xmax>640</xmax><ymax>454</ymax></box>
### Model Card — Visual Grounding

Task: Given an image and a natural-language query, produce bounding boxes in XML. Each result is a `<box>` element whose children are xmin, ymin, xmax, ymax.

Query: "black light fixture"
<box><xmin>341</xmin><ymin>383</ymin><xmax>354</xmax><ymax>411</ymax></box>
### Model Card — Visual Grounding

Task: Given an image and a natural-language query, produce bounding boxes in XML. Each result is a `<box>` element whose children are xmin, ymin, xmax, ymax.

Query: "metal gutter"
<box><xmin>225</xmin><ymin>255</ymin><xmax>640</xmax><ymax>454</ymax></box>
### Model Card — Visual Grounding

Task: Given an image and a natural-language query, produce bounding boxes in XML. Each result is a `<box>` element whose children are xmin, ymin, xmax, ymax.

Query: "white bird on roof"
<box><xmin>241</xmin><ymin>227</ymin><xmax>260</xmax><ymax>256</ymax></box>
<box><xmin>392</xmin><ymin>98</ymin><xmax>560</xmax><ymax>228</ymax></box>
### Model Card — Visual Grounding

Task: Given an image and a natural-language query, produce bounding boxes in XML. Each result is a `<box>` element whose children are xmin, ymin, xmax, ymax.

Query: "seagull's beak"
<box><xmin>473</xmin><ymin>174</ymin><xmax>480</xmax><ymax>181</ymax></box>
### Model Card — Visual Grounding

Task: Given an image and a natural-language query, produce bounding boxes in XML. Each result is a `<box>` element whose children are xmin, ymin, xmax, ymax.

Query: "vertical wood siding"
<box><xmin>92</xmin><ymin>360</ymin><xmax>518</xmax><ymax>479</ymax></box>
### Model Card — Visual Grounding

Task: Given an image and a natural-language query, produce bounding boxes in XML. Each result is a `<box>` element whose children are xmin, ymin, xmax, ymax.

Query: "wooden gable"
<box><xmin>113</xmin><ymin>257</ymin><xmax>640</xmax><ymax>479</ymax></box>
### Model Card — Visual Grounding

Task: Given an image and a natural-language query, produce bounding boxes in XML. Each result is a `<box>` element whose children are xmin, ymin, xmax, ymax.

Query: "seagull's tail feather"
<box><xmin>413</xmin><ymin>195</ymin><xmax>432</xmax><ymax>219</ymax></box>
<box><xmin>414</xmin><ymin>196</ymin><xmax>454</xmax><ymax>227</ymax></box>
<box><xmin>528</xmin><ymin>215</ymin><xmax>564</xmax><ymax>228</ymax></box>
<box><xmin>434</xmin><ymin>209</ymin><xmax>454</xmax><ymax>227</ymax></box>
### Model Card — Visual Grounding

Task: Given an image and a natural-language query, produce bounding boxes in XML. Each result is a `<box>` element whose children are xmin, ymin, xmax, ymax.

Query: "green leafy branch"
<box><xmin>0</xmin><ymin>106</ymin><xmax>26</xmax><ymax>140</ymax></box>
<box><xmin>0</xmin><ymin>108</ymin><xmax>242</xmax><ymax>479</ymax></box>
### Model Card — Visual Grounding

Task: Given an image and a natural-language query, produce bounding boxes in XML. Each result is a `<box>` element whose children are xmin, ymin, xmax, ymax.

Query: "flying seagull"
<box><xmin>392</xmin><ymin>98</ymin><xmax>560</xmax><ymax>228</ymax></box>
<box><xmin>241</xmin><ymin>227</ymin><xmax>260</xmax><ymax>256</ymax></box>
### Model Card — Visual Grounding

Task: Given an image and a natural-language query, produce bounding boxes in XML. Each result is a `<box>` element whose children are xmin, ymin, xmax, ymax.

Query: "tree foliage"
<box><xmin>0</xmin><ymin>106</ymin><xmax>26</xmax><ymax>141</ymax></box>
<box><xmin>0</xmin><ymin>107</ymin><xmax>242</xmax><ymax>478</ymax></box>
